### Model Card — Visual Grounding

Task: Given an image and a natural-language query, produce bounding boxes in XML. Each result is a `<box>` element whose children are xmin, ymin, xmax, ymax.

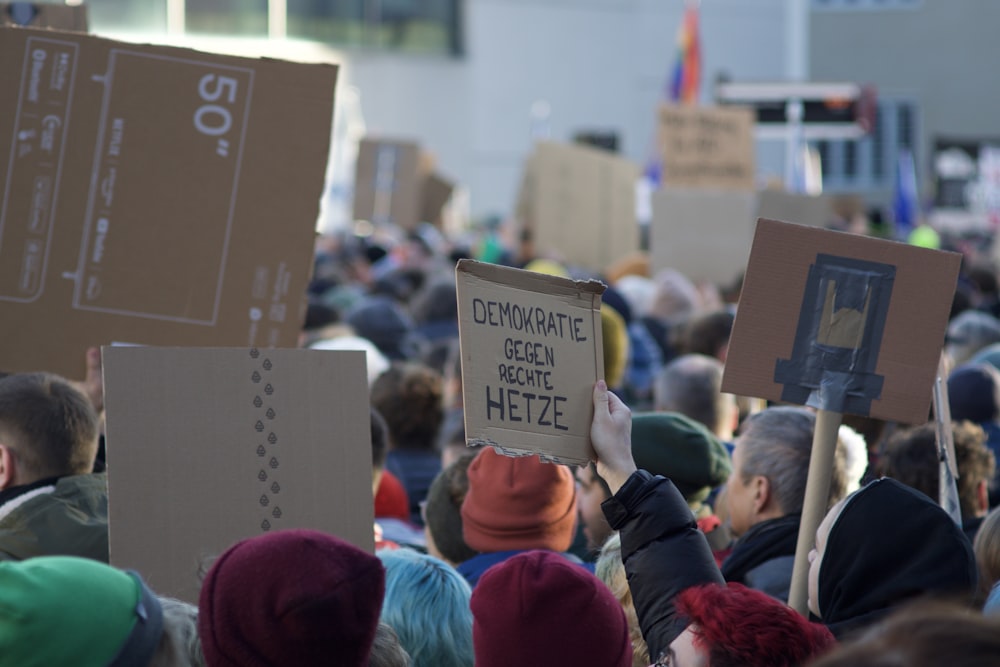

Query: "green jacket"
<box><xmin>0</xmin><ymin>473</ymin><xmax>109</xmax><ymax>562</ymax></box>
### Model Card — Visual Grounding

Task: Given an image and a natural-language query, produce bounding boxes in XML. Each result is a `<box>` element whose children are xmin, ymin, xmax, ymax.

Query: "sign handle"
<box><xmin>788</xmin><ymin>408</ymin><xmax>842</xmax><ymax>616</ymax></box>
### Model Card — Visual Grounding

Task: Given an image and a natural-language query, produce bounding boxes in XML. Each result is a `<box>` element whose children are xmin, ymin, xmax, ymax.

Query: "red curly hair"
<box><xmin>676</xmin><ymin>583</ymin><xmax>836</xmax><ymax>667</ymax></box>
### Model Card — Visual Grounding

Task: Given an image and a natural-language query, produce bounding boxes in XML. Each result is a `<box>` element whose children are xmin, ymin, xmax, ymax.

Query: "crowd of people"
<box><xmin>4</xmin><ymin>216</ymin><xmax>1000</xmax><ymax>666</ymax></box>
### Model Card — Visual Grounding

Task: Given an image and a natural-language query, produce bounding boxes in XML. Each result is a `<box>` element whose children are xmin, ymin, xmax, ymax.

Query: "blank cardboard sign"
<box><xmin>456</xmin><ymin>260</ymin><xmax>605</xmax><ymax>465</ymax></box>
<box><xmin>650</xmin><ymin>186</ymin><xmax>757</xmax><ymax>287</ymax></box>
<box><xmin>722</xmin><ymin>219</ymin><xmax>961</xmax><ymax>424</ymax></box>
<box><xmin>103</xmin><ymin>347</ymin><xmax>372</xmax><ymax>603</ymax></box>
<box><xmin>757</xmin><ymin>190</ymin><xmax>831</xmax><ymax>228</ymax></box>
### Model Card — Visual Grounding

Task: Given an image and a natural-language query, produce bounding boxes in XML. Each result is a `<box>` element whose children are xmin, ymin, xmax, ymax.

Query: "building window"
<box><xmin>818</xmin><ymin>98</ymin><xmax>919</xmax><ymax>192</ymax></box>
<box><xmin>812</xmin><ymin>0</ymin><xmax>920</xmax><ymax>9</ymax></box>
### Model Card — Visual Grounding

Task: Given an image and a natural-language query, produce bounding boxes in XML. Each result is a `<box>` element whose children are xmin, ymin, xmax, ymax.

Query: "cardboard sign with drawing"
<box><xmin>456</xmin><ymin>259</ymin><xmax>605</xmax><ymax>466</ymax></box>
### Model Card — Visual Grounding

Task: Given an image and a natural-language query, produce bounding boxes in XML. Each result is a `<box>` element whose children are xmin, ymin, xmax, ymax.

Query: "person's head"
<box><xmin>471</xmin><ymin>550</ymin><xmax>632</xmax><ymax>667</ymax></box>
<box><xmin>631</xmin><ymin>412</ymin><xmax>732</xmax><ymax>509</ymax></box>
<box><xmin>727</xmin><ymin>407</ymin><xmax>847</xmax><ymax>538</ymax></box>
<box><xmin>808</xmin><ymin>601</ymin><xmax>1000</xmax><ymax>667</ymax></box>
<box><xmin>152</xmin><ymin>597</ymin><xmax>205</xmax><ymax>667</ymax></box>
<box><xmin>371</xmin><ymin>408</ymin><xmax>390</xmax><ymax>494</ymax></box>
<box><xmin>662</xmin><ymin>583</ymin><xmax>835</xmax><ymax>667</ymax></box>
<box><xmin>679</xmin><ymin>310</ymin><xmax>735</xmax><ymax>362</ymax></box>
<box><xmin>378</xmin><ymin>549</ymin><xmax>473</xmax><ymax>667</ymax></box>
<box><xmin>807</xmin><ymin>478</ymin><xmax>978</xmax><ymax>637</ymax></box>
<box><xmin>0</xmin><ymin>372</ymin><xmax>99</xmax><ymax>488</ymax></box>
<box><xmin>0</xmin><ymin>556</ymin><xmax>165</xmax><ymax>667</ymax></box>
<box><xmin>198</xmin><ymin>529</ymin><xmax>385</xmax><ymax>667</ymax></box>
<box><xmin>974</xmin><ymin>506</ymin><xmax>1000</xmax><ymax>594</ymax></box>
<box><xmin>595</xmin><ymin>533</ymin><xmax>649</xmax><ymax>667</ymax></box>
<box><xmin>653</xmin><ymin>354</ymin><xmax>738</xmax><ymax>441</ymax></box>
<box><xmin>368</xmin><ymin>623</ymin><xmax>411</xmax><ymax>667</ymax></box>
<box><xmin>880</xmin><ymin>421</ymin><xmax>995</xmax><ymax>520</ymax></box>
<box><xmin>946</xmin><ymin>310</ymin><xmax>1000</xmax><ymax>367</ymax></box>
<box><xmin>602</xmin><ymin>305</ymin><xmax>631</xmax><ymax>391</ymax></box>
<box><xmin>370</xmin><ymin>362</ymin><xmax>444</xmax><ymax>452</ymax></box>
<box><xmin>424</xmin><ymin>453</ymin><xmax>479</xmax><ymax>566</ymax></box>
<box><xmin>575</xmin><ymin>462</ymin><xmax>613</xmax><ymax>551</ymax></box>
<box><xmin>461</xmin><ymin>448</ymin><xmax>577</xmax><ymax>554</ymax></box>
<box><xmin>948</xmin><ymin>363</ymin><xmax>1000</xmax><ymax>423</ymax></box>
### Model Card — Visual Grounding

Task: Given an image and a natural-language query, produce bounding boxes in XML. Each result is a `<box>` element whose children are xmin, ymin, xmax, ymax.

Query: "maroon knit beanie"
<box><xmin>461</xmin><ymin>448</ymin><xmax>577</xmax><ymax>553</ymax></box>
<box><xmin>471</xmin><ymin>550</ymin><xmax>632</xmax><ymax>667</ymax></box>
<box><xmin>198</xmin><ymin>529</ymin><xmax>385</xmax><ymax>667</ymax></box>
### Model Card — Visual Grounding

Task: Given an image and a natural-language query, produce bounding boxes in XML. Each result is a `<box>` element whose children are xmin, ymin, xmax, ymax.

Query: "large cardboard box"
<box><xmin>722</xmin><ymin>219</ymin><xmax>961</xmax><ymax>424</ymax></box>
<box><xmin>1</xmin><ymin>2</ymin><xmax>87</xmax><ymax>30</ymax></box>
<box><xmin>0</xmin><ymin>27</ymin><xmax>337</xmax><ymax>378</ymax></box>
<box><xmin>658</xmin><ymin>104</ymin><xmax>756</xmax><ymax>191</ymax></box>
<box><xmin>650</xmin><ymin>186</ymin><xmax>757</xmax><ymax>287</ymax></box>
<box><xmin>103</xmin><ymin>346</ymin><xmax>372</xmax><ymax>603</ymax></box>
<box><xmin>519</xmin><ymin>141</ymin><xmax>638</xmax><ymax>273</ymax></box>
<box><xmin>456</xmin><ymin>259</ymin><xmax>605</xmax><ymax>465</ymax></box>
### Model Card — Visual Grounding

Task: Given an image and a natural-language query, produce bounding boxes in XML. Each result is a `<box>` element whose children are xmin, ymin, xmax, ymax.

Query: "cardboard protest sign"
<box><xmin>456</xmin><ymin>259</ymin><xmax>605</xmax><ymax>465</ymax></box>
<box><xmin>1</xmin><ymin>2</ymin><xmax>87</xmax><ymax>30</ymax></box>
<box><xmin>657</xmin><ymin>104</ymin><xmax>756</xmax><ymax>191</ymax></box>
<box><xmin>757</xmin><ymin>189</ymin><xmax>831</xmax><ymax>228</ymax></box>
<box><xmin>103</xmin><ymin>346</ymin><xmax>372</xmax><ymax>603</ymax></box>
<box><xmin>421</xmin><ymin>171</ymin><xmax>454</xmax><ymax>227</ymax></box>
<box><xmin>0</xmin><ymin>27</ymin><xmax>337</xmax><ymax>378</ymax></box>
<box><xmin>722</xmin><ymin>218</ymin><xmax>961</xmax><ymax>424</ymax></box>
<box><xmin>519</xmin><ymin>141</ymin><xmax>638</xmax><ymax>273</ymax></box>
<box><xmin>650</xmin><ymin>186</ymin><xmax>757</xmax><ymax>287</ymax></box>
<box><xmin>352</xmin><ymin>137</ymin><xmax>425</xmax><ymax>231</ymax></box>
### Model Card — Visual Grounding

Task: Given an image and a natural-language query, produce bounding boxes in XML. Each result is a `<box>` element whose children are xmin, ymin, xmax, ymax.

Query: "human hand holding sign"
<box><xmin>591</xmin><ymin>380</ymin><xmax>637</xmax><ymax>495</ymax></box>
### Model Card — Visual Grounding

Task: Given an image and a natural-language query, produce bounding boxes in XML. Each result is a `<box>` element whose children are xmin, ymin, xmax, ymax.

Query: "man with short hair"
<box><xmin>653</xmin><ymin>354</ymin><xmax>738</xmax><ymax>442</ymax></box>
<box><xmin>0</xmin><ymin>372</ymin><xmax>108</xmax><ymax>561</ymax></box>
<box><xmin>721</xmin><ymin>406</ymin><xmax>848</xmax><ymax>602</ymax></box>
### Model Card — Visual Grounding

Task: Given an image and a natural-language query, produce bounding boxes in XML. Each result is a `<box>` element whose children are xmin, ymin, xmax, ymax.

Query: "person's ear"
<box><xmin>752</xmin><ymin>475</ymin><xmax>771</xmax><ymax>515</ymax></box>
<box><xmin>0</xmin><ymin>444</ymin><xmax>17</xmax><ymax>490</ymax></box>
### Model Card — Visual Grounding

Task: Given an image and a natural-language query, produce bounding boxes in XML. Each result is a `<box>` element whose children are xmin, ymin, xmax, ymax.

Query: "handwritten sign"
<box><xmin>456</xmin><ymin>259</ymin><xmax>605</xmax><ymax>465</ymax></box>
<box><xmin>658</xmin><ymin>104</ymin><xmax>756</xmax><ymax>191</ymax></box>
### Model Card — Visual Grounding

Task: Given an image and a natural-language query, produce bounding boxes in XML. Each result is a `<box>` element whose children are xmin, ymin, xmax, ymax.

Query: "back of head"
<box><xmin>0</xmin><ymin>373</ymin><xmax>99</xmax><ymax>482</ymax></box>
<box><xmin>152</xmin><ymin>597</ymin><xmax>204</xmax><ymax>667</ymax></box>
<box><xmin>0</xmin><ymin>556</ymin><xmax>164</xmax><ymax>667</ymax></box>
<box><xmin>880</xmin><ymin>421</ymin><xmax>995</xmax><ymax>520</ymax></box>
<box><xmin>471</xmin><ymin>550</ymin><xmax>632</xmax><ymax>667</ymax></box>
<box><xmin>198</xmin><ymin>529</ymin><xmax>385</xmax><ymax>667</ymax></box>
<box><xmin>653</xmin><ymin>354</ymin><xmax>733</xmax><ymax>438</ymax></box>
<box><xmin>739</xmin><ymin>407</ymin><xmax>847</xmax><ymax>515</ymax></box>
<box><xmin>974</xmin><ymin>506</ymin><xmax>1000</xmax><ymax>593</ymax></box>
<box><xmin>947</xmin><ymin>363</ymin><xmax>1000</xmax><ymax>423</ymax></box>
<box><xmin>679</xmin><ymin>310</ymin><xmax>734</xmax><ymax>359</ymax></box>
<box><xmin>818</xmin><ymin>478</ymin><xmax>977</xmax><ymax>637</ymax></box>
<box><xmin>630</xmin><ymin>411</ymin><xmax>731</xmax><ymax>505</ymax></box>
<box><xmin>676</xmin><ymin>583</ymin><xmax>835</xmax><ymax>667</ymax></box>
<box><xmin>809</xmin><ymin>601</ymin><xmax>1000</xmax><ymax>667</ymax></box>
<box><xmin>370</xmin><ymin>363</ymin><xmax>444</xmax><ymax>452</ymax></box>
<box><xmin>461</xmin><ymin>449</ymin><xmax>577</xmax><ymax>554</ymax></box>
<box><xmin>595</xmin><ymin>533</ymin><xmax>649</xmax><ymax>667</ymax></box>
<box><xmin>378</xmin><ymin>549</ymin><xmax>473</xmax><ymax>667</ymax></box>
<box><xmin>946</xmin><ymin>310</ymin><xmax>1000</xmax><ymax>366</ymax></box>
<box><xmin>368</xmin><ymin>623</ymin><xmax>411</xmax><ymax>667</ymax></box>
<box><xmin>424</xmin><ymin>454</ymin><xmax>478</xmax><ymax>565</ymax></box>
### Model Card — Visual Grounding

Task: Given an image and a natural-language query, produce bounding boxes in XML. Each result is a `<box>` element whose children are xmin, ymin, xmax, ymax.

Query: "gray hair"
<box><xmin>369</xmin><ymin>623</ymin><xmax>411</xmax><ymax>667</ymax></box>
<box><xmin>738</xmin><ymin>406</ymin><xmax>847</xmax><ymax>515</ymax></box>
<box><xmin>148</xmin><ymin>597</ymin><xmax>205</xmax><ymax>667</ymax></box>
<box><xmin>654</xmin><ymin>354</ymin><xmax>734</xmax><ymax>436</ymax></box>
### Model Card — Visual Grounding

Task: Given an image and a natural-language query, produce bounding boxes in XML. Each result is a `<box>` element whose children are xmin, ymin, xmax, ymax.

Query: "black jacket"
<box><xmin>721</xmin><ymin>513</ymin><xmax>801</xmax><ymax>602</ymax></box>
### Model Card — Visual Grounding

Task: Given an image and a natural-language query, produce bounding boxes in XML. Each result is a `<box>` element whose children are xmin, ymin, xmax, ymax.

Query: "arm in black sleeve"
<box><xmin>602</xmin><ymin>470</ymin><xmax>725</xmax><ymax>659</ymax></box>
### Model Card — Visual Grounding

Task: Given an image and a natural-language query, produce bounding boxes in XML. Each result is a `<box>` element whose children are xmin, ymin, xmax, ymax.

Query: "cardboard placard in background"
<box><xmin>421</xmin><ymin>171</ymin><xmax>454</xmax><ymax>227</ymax></box>
<box><xmin>519</xmin><ymin>141</ymin><xmax>638</xmax><ymax>272</ymax></box>
<box><xmin>1</xmin><ymin>2</ymin><xmax>88</xmax><ymax>30</ymax></box>
<box><xmin>352</xmin><ymin>137</ymin><xmax>425</xmax><ymax>230</ymax></box>
<box><xmin>650</xmin><ymin>186</ymin><xmax>757</xmax><ymax>287</ymax></box>
<box><xmin>0</xmin><ymin>27</ymin><xmax>337</xmax><ymax>378</ymax></box>
<box><xmin>722</xmin><ymin>219</ymin><xmax>961</xmax><ymax>424</ymax></box>
<box><xmin>103</xmin><ymin>347</ymin><xmax>372</xmax><ymax>603</ymax></box>
<box><xmin>658</xmin><ymin>104</ymin><xmax>756</xmax><ymax>191</ymax></box>
<box><xmin>757</xmin><ymin>189</ymin><xmax>831</xmax><ymax>228</ymax></box>
<box><xmin>455</xmin><ymin>259</ymin><xmax>605</xmax><ymax>465</ymax></box>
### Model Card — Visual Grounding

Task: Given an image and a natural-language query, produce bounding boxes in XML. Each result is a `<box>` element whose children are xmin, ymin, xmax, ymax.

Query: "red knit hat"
<box><xmin>198</xmin><ymin>529</ymin><xmax>385</xmax><ymax>667</ymax></box>
<box><xmin>461</xmin><ymin>448</ymin><xmax>577</xmax><ymax>553</ymax></box>
<box><xmin>471</xmin><ymin>550</ymin><xmax>632</xmax><ymax>667</ymax></box>
<box><xmin>676</xmin><ymin>583</ymin><xmax>836</xmax><ymax>667</ymax></box>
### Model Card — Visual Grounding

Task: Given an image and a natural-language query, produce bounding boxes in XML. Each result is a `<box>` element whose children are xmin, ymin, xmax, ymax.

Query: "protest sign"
<box><xmin>103</xmin><ymin>346</ymin><xmax>372</xmax><ymax>603</ymax></box>
<box><xmin>456</xmin><ymin>259</ymin><xmax>605</xmax><ymax>465</ymax></box>
<box><xmin>0</xmin><ymin>27</ymin><xmax>337</xmax><ymax>378</ymax></box>
<box><xmin>657</xmin><ymin>104</ymin><xmax>756</xmax><ymax>191</ymax></box>
<box><xmin>352</xmin><ymin>137</ymin><xmax>425</xmax><ymax>231</ymax></box>
<box><xmin>1</xmin><ymin>2</ymin><xmax>87</xmax><ymax>30</ymax></box>
<box><xmin>649</xmin><ymin>186</ymin><xmax>757</xmax><ymax>287</ymax></box>
<box><xmin>518</xmin><ymin>141</ymin><xmax>638</xmax><ymax>272</ymax></box>
<box><xmin>757</xmin><ymin>189</ymin><xmax>831</xmax><ymax>228</ymax></box>
<box><xmin>421</xmin><ymin>171</ymin><xmax>454</xmax><ymax>227</ymax></box>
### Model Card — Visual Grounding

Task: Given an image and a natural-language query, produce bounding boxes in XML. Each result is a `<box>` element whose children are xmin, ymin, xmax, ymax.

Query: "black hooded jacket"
<box><xmin>816</xmin><ymin>477</ymin><xmax>978</xmax><ymax>639</ymax></box>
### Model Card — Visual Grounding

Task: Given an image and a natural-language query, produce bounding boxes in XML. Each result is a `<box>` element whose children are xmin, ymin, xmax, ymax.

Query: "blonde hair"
<box><xmin>595</xmin><ymin>533</ymin><xmax>649</xmax><ymax>667</ymax></box>
<box><xmin>148</xmin><ymin>597</ymin><xmax>205</xmax><ymax>667</ymax></box>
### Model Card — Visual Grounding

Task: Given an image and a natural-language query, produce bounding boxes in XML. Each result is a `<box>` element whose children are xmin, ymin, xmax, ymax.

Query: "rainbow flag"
<box><xmin>669</xmin><ymin>2</ymin><xmax>701</xmax><ymax>104</ymax></box>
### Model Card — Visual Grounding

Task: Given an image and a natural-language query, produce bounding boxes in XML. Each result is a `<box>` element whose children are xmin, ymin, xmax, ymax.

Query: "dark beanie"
<box><xmin>461</xmin><ymin>448</ymin><xmax>577</xmax><ymax>554</ymax></box>
<box><xmin>347</xmin><ymin>296</ymin><xmax>415</xmax><ymax>361</ymax></box>
<box><xmin>631</xmin><ymin>412</ymin><xmax>732</xmax><ymax>503</ymax></box>
<box><xmin>198</xmin><ymin>529</ymin><xmax>385</xmax><ymax>667</ymax></box>
<box><xmin>948</xmin><ymin>363</ymin><xmax>1000</xmax><ymax>423</ymax></box>
<box><xmin>471</xmin><ymin>550</ymin><xmax>632</xmax><ymax>667</ymax></box>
